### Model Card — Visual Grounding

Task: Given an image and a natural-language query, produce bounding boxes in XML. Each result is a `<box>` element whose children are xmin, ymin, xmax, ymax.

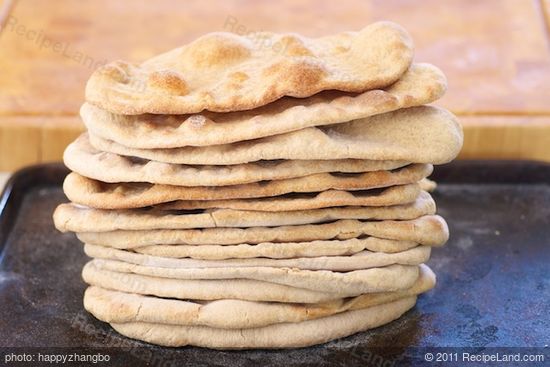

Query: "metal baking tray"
<box><xmin>0</xmin><ymin>161</ymin><xmax>548</xmax><ymax>366</ymax></box>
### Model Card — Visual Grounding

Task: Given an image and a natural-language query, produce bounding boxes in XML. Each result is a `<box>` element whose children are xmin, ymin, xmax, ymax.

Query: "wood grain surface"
<box><xmin>0</xmin><ymin>0</ymin><xmax>549</xmax><ymax>170</ymax></box>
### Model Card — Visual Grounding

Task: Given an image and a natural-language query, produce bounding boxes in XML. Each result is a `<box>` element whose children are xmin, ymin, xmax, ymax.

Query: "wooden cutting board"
<box><xmin>0</xmin><ymin>0</ymin><xmax>550</xmax><ymax>170</ymax></box>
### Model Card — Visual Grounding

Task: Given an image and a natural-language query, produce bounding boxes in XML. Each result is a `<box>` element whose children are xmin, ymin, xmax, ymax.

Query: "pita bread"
<box><xmin>84</xmin><ymin>264</ymin><xmax>434</xmax><ymax>328</ymax></box>
<box><xmin>83</xmin><ymin>260</ymin><xmax>420</xmax><ymax>298</ymax></box>
<box><xmin>65</xmin><ymin>135</ymin><xmax>409</xmax><ymax>186</ymax></box>
<box><xmin>85</xmin><ymin>22</ymin><xmax>413</xmax><ymax>115</ymax></box>
<box><xmin>110</xmin><ymin>297</ymin><xmax>416</xmax><ymax>348</ymax></box>
<box><xmin>77</xmin><ymin>215</ymin><xmax>449</xmax><ymax>248</ymax></box>
<box><xmin>133</xmin><ymin>238</ymin><xmax>420</xmax><ymax>260</ymax></box>
<box><xmin>54</xmin><ymin>191</ymin><xmax>434</xmax><ymax>232</ymax></box>
<box><xmin>82</xmin><ymin>63</ymin><xmax>444</xmax><ymax>148</ymax></box>
<box><xmin>63</xmin><ymin>164</ymin><xmax>432</xmax><ymax>209</ymax></box>
<box><xmin>83</xmin><ymin>243</ymin><xmax>430</xmax><ymax>272</ymax></box>
<box><xmin>89</xmin><ymin>106</ymin><xmax>462</xmax><ymax>166</ymax></box>
<box><xmin>157</xmin><ymin>185</ymin><xmax>422</xmax><ymax>212</ymax></box>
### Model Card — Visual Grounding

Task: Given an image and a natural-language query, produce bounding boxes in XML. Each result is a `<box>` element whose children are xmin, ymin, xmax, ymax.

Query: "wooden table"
<box><xmin>1</xmin><ymin>0</ymin><xmax>550</xmax><ymax>171</ymax></box>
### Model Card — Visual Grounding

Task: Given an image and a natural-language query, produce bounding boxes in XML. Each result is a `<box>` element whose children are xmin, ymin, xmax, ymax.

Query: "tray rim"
<box><xmin>0</xmin><ymin>162</ymin><xmax>68</xmax><ymax>253</ymax></box>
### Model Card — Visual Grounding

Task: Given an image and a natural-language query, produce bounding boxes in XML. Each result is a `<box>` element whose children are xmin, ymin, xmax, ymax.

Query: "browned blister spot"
<box><xmin>263</xmin><ymin>59</ymin><xmax>326</xmax><ymax>90</ymax></box>
<box><xmin>276</xmin><ymin>35</ymin><xmax>314</xmax><ymax>57</ymax></box>
<box><xmin>229</xmin><ymin>71</ymin><xmax>250</xmax><ymax>83</ymax></box>
<box><xmin>184</xmin><ymin>33</ymin><xmax>252</xmax><ymax>68</ymax></box>
<box><xmin>148</xmin><ymin>70</ymin><xmax>188</xmax><ymax>95</ymax></box>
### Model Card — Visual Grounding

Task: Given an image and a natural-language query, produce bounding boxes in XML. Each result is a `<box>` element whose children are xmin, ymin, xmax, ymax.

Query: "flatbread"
<box><xmin>83</xmin><ymin>260</ymin><xmax>420</xmax><ymax>298</ymax></box>
<box><xmin>69</xmin><ymin>181</ymin><xmax>422</xmax><ymax>212</ymax></box>
<box><xmin>54</xmin><ymin>191</ymin><xmax>434</xmax><ymax>232</ymax></box>
<box><xmin>65</xmin><ymin>135</ymin><xmax>408</xmax><ymax>186</ymax></box>
<box><xmin>89</xmin><ymin>106</ymin><xmax>462</xmax><ymax>165</ymax></box>
<box><xmin>133</xmin><ymin>238</ymin><xmax>420</xmax><ymax>260</ymax></box>
<box><xmin>84</xmin><ymin>264</ymin><xmax>434</xmax><ymax>328</ymax></box>
<box><xmin>82</xmin><ymin>63</ymin><xmax>444</xmax><ymax>148</ymax></box>
<box><xmin>110</xmin><ymin>297</ymin><xmax>416</xmax><ymax>348</ymax></box>
<box><xmin>85</xmin><ymin>22</ymin><xmax>413</xmax><ymax>114</ymax></box>
<box><xmin>76</xmin><ymin>215</ymin><xmax>449</xmax><ymax>248</ymax></box>
<box><xmin>419</xmin><ymin>178</ymin><xmax>437</xmax><ymax>192</ymax></box>
<box><xmin>83</xmin><ymin>243</ymin><xmax>430</xmax><ymax>271</ymax></box>
<box><xmin>63</xmin><ymin>164</ymin><xmax>432</xmax><ymax>209</ymax></box>
<box><xmin>157</xmin><ymin>185</ymin><xmax>423</xmax><ymax>212</ymax></box>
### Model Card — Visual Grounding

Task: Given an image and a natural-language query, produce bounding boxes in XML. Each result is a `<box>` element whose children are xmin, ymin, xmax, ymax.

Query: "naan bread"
<box><xmin>77</xmin><ymin>215</ymin><xmax>449</xmax><ymax>248</ymax></box>
<box><xmin>88</xmin><ymin>106</ymin><xmax>462</xmax><ymax>165</ymax></box>
<box><xmin>83</xmin><ymin>260</ymin><xmax>421</xmax><ymax>300</ymax></box>
<box><xmin>84</xmin><ymin>243</ymin><xmax>430</xmax><ymax>272</ymax></box>
<box><xmin>54</xmin><ymin>191</ymin><xmax>434</xmax><ymax>232</ymax></box>
<box><xmin>133</xmin><ymin>238</ymin><xmax>420</xmax><ymax>260</ymax></box>
<box><xmin>63</xmin><ymin>164</ymin><xmax>431</xmax><ymax>209</ymax></box>
<box><xmin>85</xmin><ymin>22</ymin><xmax>413</xmax><ymax>114</ymax></box>
<box><xmin>157</xmin><ymin>186</ymin><xmax>423</xmax><ymax>212</ymax></box>
<box><xmin>110</xmin><ymin>297</ymin><xmax>416</xmax><ymax>348</ymax></box>
<box><xmin>82</xmin><ymin>63</ymin><xmax>444</xmax><ymax>147</ymax></box>
<box><xmin>84</xmin><ymin>265</ymin><xmax>434</xmax><ymax>329</ymax></box>
<box><xmin>65</xmin><ymin>135</ymin><xmax>408</xmax><ymax>186</ymax></box>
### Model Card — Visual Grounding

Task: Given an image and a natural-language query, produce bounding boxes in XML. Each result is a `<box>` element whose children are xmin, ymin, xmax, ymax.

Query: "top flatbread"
<box><xmin>89</xmin><ymin>106</ymin><xmax>463</xmax><ymax>165</ymax></box>
<box><xmin>82</xmin><ymin>63</ymin><xmax>445</xmax><ymax>147</ymax></box>
<box><xmin>85</xmin><ymin>22</ymin><xmax>413</xmax><ymax>114</ymax></box>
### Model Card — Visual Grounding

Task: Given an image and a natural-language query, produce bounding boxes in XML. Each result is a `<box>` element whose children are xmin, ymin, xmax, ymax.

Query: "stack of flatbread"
<box><xmin>53</xmin><ymin>22</ymin><xmax>463</xmax><ymax>349</ymax></box>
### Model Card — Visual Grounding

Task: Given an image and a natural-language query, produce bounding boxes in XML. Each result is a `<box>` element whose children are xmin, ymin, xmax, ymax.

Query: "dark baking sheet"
<box><xmin>0</xmin><ymin>161</ymin><xmax>548</xmax><ymax>366</ymax></box>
